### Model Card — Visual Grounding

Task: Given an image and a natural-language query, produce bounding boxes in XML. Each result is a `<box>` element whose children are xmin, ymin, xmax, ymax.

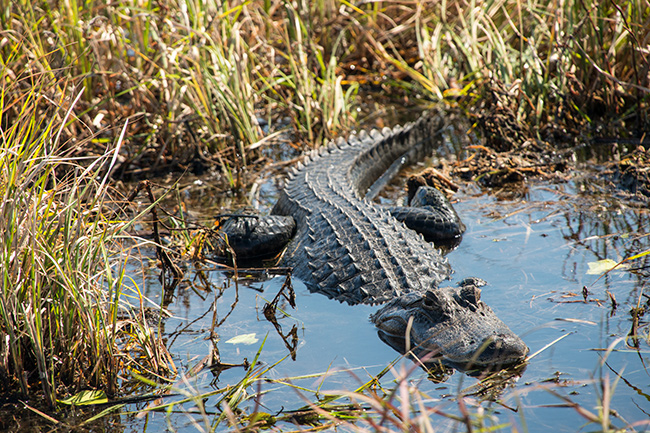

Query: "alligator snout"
<box><xmin>371</xmin><ymin>287</ymin><xmax>529</xmax><ymax>368</ymax></box>
<box><xmin>473</xmin><ymin>333</ymin><xmax>529</xmax><ymax>366</ymax></box>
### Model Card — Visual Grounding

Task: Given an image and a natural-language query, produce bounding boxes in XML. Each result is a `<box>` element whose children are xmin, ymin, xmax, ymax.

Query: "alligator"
<box><xmin>219</xmin><ymin>112</ymin><xmax>528</xmax><ymax>369</ymax></box>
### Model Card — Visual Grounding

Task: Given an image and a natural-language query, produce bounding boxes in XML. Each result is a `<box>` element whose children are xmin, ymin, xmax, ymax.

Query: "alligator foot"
<box><xmin>214</xmin><ymin>214</ymin><xmax>296</xmax><ymax>260</ymax></box>
<box><xmin>387</xmin><ymin>186</ymin><xmax>466</xmax><ymax>242</ymax></box>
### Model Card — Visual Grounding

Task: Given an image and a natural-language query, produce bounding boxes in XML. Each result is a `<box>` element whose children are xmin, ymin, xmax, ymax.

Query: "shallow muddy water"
<box><xmin>117</xmin><ymin>166</ymin><xmax>650</xmax><ymax>432</ymax></box>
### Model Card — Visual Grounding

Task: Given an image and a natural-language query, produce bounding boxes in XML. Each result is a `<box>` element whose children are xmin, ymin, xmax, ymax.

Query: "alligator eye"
<box><xmin>423</xmin><ymin>290</ymin><xmax>450</xmax><ymax>320</ymax></box>
<box><xmin>424</xmin><ymin>290</ymin><xmax>440</xmax><ymax>307</ymax></box>
<box><xmin>459</xmin><ymin>285</ymin><xmax>481</xmax><ymax>306</ymax></box>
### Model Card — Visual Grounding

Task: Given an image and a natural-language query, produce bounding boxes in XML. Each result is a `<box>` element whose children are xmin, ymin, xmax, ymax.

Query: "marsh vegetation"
<box><xmin>0</xmin><ymin>0</ymin><xmax>649</xmax><ymax>431</ymax></box>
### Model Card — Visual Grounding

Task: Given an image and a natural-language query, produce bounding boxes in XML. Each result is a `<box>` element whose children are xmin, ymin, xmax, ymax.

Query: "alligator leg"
<box><xmin>387</xmin><ymin>186</ymin><xmax>466</xmax><ymax>242</ymax></box>
<box><xmin>216</xmin><ymin>185</ymin><xmax>461</xmax><ymax>259</ymax></box>
<box><xmin>214</xmin><ymin>215</ymin><xmax>296</xmax><ymax>260</ymax></box>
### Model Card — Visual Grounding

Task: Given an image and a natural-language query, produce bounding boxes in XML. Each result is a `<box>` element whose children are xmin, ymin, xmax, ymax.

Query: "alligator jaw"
<box><xmin>371</xmin><ymin>284</ymin><xmax>528</xmax><ymax>369</ymax></box>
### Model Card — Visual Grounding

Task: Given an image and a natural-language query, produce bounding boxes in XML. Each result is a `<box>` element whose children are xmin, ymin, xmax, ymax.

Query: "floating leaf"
<box><xmin>58</xmin><ymin>390</ymin><xmax>108</xmax><ymax>406</ymax></box>
<box><xmin>586</xmin><ymin>259</ymin><xmax>628</xmax><ymax>275</ymax></box>
<box><xmin>226</xmin><ymin>333</ymin><xmax>258</xmax><ymax>345</ymax></box>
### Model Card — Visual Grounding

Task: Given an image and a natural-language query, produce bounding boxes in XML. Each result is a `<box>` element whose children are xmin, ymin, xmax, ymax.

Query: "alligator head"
<box><xmin>370</xmin><ymin>279</ymin><xmax>528</xmax><ymax>369</ymax></box>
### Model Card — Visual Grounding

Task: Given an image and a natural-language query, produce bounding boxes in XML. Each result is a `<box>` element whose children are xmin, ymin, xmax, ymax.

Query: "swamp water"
<box><xmin>119</xmin><ymin>169</ymin><xmax>650</xmax><ymax>432</ymax></box>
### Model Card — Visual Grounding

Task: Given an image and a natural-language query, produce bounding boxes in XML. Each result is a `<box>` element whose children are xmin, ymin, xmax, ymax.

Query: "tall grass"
<box><xmin>1</xmin><ymin>0</ymin><xmax>646</xmax><ymax>187</ymax></box>
<box><xmin>0</xmin><ymin>76</ymin><xmax>173</xmax><ymax>406</ymax></box>
<box><xmin>1</xmin><ymin>0</ymin><xmax>359</xmax><ymax>185</ymax></box>
<box><xmin>0</xmin><ymin>0</ymin><xmax>647</xmax><ymax>417</ymax></box>
<box><xmin>372</xmin><ymin>0</ymin><xmax>649</xmax><ymax>134</ymax></box>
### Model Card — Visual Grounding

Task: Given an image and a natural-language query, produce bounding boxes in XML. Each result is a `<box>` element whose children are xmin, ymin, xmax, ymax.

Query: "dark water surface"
<box><xmin>126</xmin><ymin>173</ymin><xmax>649</xmax><ymax>432</ymax></box>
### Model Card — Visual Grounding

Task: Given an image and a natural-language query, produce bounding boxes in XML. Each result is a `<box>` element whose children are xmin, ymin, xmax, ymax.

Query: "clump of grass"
<box><xmin>370</xmin><ymin>0</ymin><xmax>649</xmax><ymax>140</ymax></box>
<box><xmin>3</xmin><ymin>0</ymin><xmax>645</xmax><ymax>187</ymax></box>
<box><xmin>0</xmin><ymin>75</ymin><xmax>174</xmax><ymax>406</ymax></box>
<box><xmin>1</xmin><ymin>0</ymin><xmax>360</xmax><ymax>185</ymax></box>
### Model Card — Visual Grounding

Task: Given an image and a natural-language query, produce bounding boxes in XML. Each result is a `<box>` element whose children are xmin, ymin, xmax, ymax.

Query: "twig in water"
<box><xmin>127</xmin><ymin>180</ymin><xmax>183</xmax><ymax>293</ymax></box>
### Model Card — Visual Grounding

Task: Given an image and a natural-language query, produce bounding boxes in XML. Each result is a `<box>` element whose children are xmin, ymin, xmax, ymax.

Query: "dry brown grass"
<box><xmin>2</xmin><ymin>0</ymin><xmax>646</xmax><ymax>186</ymax></box>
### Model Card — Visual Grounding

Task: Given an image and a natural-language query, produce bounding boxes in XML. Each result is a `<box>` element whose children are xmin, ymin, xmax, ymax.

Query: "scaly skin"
<box><xmin>371</xmin><ymin>279</ymin><xmax>528</xmax><ymax>368</ymax></box>
<box><xmin>272</xmin><ymin>115</ymin><xmax>456</xmax><ymax>305</ymax></box>
<box><xmin>227</xmin><ymin>113</ymin><xmax>528</xmax><ymax>367</ymax></box>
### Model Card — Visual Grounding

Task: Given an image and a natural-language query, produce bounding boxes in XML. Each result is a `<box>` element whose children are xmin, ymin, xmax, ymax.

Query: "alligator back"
<box><xmin>272</xmin><ymin>114</ymin><xmax>452</xmax><ymax>305</ymax></box>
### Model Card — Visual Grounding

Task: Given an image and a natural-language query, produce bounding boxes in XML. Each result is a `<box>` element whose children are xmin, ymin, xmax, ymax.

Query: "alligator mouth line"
<box><xmin>377</xmin><ymin>325</ymin><xmax>529</xmax><ymax>371</ymax></box>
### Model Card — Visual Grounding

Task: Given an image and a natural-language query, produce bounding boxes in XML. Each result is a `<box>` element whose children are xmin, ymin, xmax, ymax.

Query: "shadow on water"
<box><xmin>108</xmin><ymin>170</ymin><xmax>650</xmax><ymax>432</ymax></box>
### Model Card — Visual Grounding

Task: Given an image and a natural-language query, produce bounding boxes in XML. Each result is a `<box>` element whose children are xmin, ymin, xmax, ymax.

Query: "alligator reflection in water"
<box><xmin>217</xmin><ymin>113</ymin><xmax>529</xmax><ymax>370</ymax></box>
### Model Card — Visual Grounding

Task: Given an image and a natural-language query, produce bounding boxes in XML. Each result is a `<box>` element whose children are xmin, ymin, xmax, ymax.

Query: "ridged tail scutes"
<box><xmin>273</xmin><ymin>112</ymin><xmax>451</xmax><ymax>305</ymax></box>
